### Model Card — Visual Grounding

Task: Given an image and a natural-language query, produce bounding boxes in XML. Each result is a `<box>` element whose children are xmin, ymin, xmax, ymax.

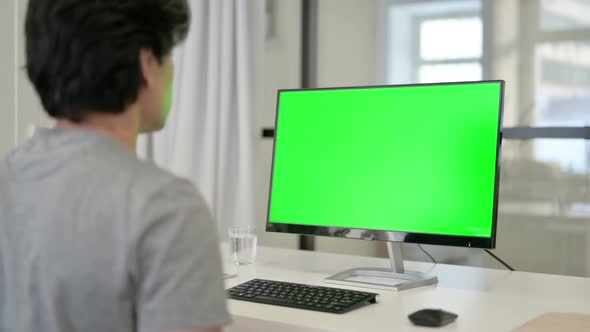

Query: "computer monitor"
<box><xmin>266</xmin><ymin>81</ymin><xmax>504</xmax><ymax>291</ymax></box>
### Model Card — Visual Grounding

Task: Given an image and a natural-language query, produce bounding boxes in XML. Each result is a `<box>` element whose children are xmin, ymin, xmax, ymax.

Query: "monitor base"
<box><xmin>324</xmin><ymin>242</ymin><xmax>438</xmax><ymax>291</ymax></box>
<box><xmin>325</xmin><ymin>267</ymin><xmax>438</xmax><ymax>291</ymax></box>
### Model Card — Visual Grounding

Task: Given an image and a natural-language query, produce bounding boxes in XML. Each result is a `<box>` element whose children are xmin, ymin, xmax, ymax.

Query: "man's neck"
<box><xmin>55</xmin><ymin>107</ymin><xmax>140</xmax><ymax>150</ymax></box>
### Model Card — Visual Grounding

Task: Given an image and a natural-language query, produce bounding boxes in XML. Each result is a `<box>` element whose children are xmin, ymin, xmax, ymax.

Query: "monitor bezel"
<box><xmin>265</xmin><ymin>80</ymin><xmax>505</xmax><ymax>249</ymax></box>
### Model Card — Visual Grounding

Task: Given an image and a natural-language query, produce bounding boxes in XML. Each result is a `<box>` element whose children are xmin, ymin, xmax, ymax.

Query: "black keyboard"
<box><xmin>228</xmin><ymin>279</ymin><xmax>378</xmax><ymax>314</ymax></box>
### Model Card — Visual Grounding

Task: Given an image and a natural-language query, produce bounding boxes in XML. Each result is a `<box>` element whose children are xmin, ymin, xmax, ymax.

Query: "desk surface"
<box><xmin>224</xmin><ymin>246</ymin><xmax>590</xmax><ymax>332</ymax></box>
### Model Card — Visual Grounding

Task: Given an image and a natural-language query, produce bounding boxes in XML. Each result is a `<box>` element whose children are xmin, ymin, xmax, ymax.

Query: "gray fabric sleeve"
<box><xmin>134</xmin><ymin>179</ymin><xmax>230</xmax><ymax>332</ymax></box>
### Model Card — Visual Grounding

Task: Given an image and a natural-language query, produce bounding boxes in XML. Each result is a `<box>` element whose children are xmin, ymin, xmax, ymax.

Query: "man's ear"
<box><xmin>139</xmin><ymin>48</ymin><xmax>158</xmax><ymax>87</ymax></box>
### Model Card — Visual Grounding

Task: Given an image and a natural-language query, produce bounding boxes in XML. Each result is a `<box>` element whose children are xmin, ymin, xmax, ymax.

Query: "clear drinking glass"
<box><xmin>228</xmin><ymin>225</ymin><xmax>257</xmax><ymax>265</ymax></box>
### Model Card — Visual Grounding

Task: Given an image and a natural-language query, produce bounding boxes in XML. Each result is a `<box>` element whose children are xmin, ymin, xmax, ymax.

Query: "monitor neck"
<box><xmin>387</xmin><ymin>242</ymin><xmax>405</xmax><ymax>273</ymax></box>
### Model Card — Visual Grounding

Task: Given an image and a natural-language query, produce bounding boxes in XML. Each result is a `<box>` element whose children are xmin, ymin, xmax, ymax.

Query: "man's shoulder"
<box><xmin>88</xmin><ymin>141</ymin><xmax>206</xmax><ymax>230</ymax></box>
<box><xmin>129</xmin><ymin>158</ymin><xmax>196</xmax><ymax>200</ymax></box>
<box><xmin>112</xmin><ymin>149</ymin><xmax>194</xmax><ymax>199</ymax></box>
<box><xmin>91</xmin><ymin>139</ymin><xmax>183</xmax><ymax>186</ymax></box>
<box><xmin>78</xmin><ymin>138</ymin><xmax>199</xmax><ymax>210</ymax></box>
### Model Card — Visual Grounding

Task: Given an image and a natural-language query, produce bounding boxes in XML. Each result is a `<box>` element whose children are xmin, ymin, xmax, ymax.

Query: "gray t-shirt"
<box><xmin>0</xmin><ymin>128</ymin><xmax>230</xmax><ymax>332</ymax></box>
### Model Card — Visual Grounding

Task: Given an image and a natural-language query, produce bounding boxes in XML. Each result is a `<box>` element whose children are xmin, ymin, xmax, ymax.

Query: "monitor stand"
<box><xmin>324</xmin><ymin>242</ymin><xmax>438</xmax><ymax>291</ymax></box>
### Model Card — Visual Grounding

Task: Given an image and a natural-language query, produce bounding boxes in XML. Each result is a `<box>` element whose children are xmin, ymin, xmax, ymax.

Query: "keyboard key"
<box><xmin>256</xmin><ymin>295</ymin><xmax>295</xmax><ymax>305</ymax></box>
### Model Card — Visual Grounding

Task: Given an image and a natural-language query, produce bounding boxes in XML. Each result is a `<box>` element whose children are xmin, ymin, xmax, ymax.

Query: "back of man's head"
<box><xmin>25</xmin><ymin>0</ymin><xmax>190</xmax><ymax>124</ymax></box>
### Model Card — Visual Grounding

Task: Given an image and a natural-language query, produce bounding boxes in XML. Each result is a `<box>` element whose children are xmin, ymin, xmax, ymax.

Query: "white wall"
<box><xmin>316</xmin><ymin>0</ymin><xmax>377</xmax><ymax>88</ymax></box>
<box><xmin>0</xmin><ymin>1</ymin><xmax>16</xmax><ymax>155</ymax></box>
<box><xmin>0</xmin><ymin>0</ymin><xmax>48</xmax><ymax>156</ymax></box>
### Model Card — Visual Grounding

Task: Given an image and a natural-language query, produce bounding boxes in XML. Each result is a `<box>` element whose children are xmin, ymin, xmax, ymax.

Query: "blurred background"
<box><xmin>260</xmin><ymin>0</ymin><xmax>590</xmax><ymax>277</ymax></box>
<box><xmin>1</xmin><ymin>0</ymin><xmax>588</xmax><ymax>277</ymax></box>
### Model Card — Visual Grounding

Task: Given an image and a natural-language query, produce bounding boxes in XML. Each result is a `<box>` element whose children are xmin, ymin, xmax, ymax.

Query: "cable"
<box><xmin>484</xmin><ymin>249</ymin><xmax>515</xmax><ymax>271</ymax></box>
<box><xmin>417</xmin><ymin>244</ymin><xmax>437</xmax><ymax>264</ymax></box>
<box><xmin>416</xmin><ymin>245</ymin><xmax>514</xmax><ymax>271</ymax></box>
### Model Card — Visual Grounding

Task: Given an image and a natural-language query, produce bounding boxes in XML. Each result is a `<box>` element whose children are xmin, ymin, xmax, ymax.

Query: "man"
<box><xmin>0</xmin><ymin>1</ymin><xmax>230</xmax><ymax>331</ymax></box>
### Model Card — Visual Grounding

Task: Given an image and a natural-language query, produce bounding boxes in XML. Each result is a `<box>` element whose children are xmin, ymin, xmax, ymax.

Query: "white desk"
<box><xmin>224</xmin><ymin>246</ymin><xmax>590</xmax><ymax>332</ymax></box>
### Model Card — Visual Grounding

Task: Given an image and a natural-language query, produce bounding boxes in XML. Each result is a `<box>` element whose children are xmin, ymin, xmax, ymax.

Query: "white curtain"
<box><xmin>138</xmin><ymin>0</ymin><xmax>264</xmax><ymax>237</ymax></box>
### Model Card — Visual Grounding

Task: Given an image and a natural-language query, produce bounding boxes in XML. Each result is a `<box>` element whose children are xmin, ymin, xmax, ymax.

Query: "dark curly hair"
<box><xmin>25</xmin><ymin>0</ymin><xmax>190</xmax><ymax>122</ymax></box>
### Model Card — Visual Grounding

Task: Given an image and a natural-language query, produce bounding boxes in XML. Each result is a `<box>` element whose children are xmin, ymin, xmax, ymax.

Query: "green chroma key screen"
<box><xmin>268</xmin><ymin>82</ymin><xmax>503</xmax><ymax>238</ymax></box>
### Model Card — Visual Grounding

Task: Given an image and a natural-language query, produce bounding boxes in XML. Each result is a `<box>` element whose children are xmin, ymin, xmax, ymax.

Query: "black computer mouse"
<box><xmin>408</xmin><ymin>308</ymin><xmax>458</xmax><ymax>327</ymax></box>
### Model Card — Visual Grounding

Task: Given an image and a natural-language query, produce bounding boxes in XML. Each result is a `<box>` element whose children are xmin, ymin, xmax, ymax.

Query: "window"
<box><xmin>384</xmin><ymin>0</ymin><xmax>482</xmax><ymax>84</ymax></box>
<box><xmin>418</xmin><ymin>16</ymin><xmax>482</xmax><ymax>83</ymax></box>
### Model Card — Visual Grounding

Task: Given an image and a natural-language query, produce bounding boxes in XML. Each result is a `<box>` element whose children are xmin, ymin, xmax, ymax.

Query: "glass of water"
<box><xmin>228</xmin><ymin>225</ymin><xmax>257</xmax><ymax>265</ymax></box>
